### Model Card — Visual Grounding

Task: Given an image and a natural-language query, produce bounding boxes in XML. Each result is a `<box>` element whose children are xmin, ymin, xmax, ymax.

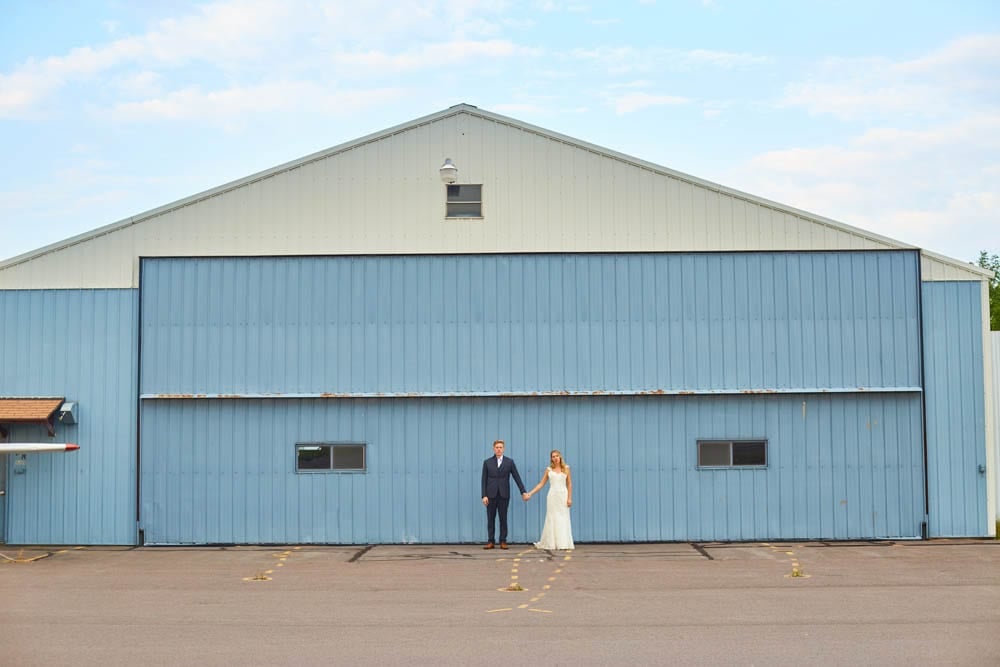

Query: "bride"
<box><xmin>526</xmin><ymin>450</ymin><xmax>574</xmax><ymax>550</ymax></box>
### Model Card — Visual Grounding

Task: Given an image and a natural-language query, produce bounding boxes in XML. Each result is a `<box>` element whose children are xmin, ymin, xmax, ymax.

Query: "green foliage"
<box><xmin>976</xmin><ymin>251</ymin><xmax>1000</xmax><ymax>331</ymax></box>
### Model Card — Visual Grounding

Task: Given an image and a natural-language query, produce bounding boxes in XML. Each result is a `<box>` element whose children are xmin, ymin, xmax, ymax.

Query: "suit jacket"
<box><xmin>481</xmin><ymin>456</ymin><xmax>527</xmax><ymax>499</ymax></box>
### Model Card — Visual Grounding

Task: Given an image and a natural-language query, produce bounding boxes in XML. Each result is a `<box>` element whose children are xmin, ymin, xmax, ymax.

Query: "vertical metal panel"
<box><xmin>0</xmin><ymin>454</ymin><xmax>6</xmax><ymax>542</ymax></box>
<box><xmin>0</xmin><ymin>289</ymin><xmax>138</xmax><ymax>544</ymax></box>
<box><xmin>139</xmin><ymin>393</ymin><xmax>923</xmax><ymax>544</ymax></box>
<box><xmin>923</xmin><ymin>282</ymin><xmax>988</xmax><ymax>536</ymax></box>
<box><xmin>993</xmin><ymin>332</ymin><xmax>1000</xmax><ymax>528</ymax></box>
<box><xmin>140</xmin><ymin>251</ymin><xmax>921</xmax><ymax>396</ymax></box>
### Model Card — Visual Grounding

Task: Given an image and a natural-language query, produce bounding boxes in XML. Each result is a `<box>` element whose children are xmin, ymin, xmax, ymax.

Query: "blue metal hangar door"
<box><xmin>137</xmin><ymin>252</ymin><xmax>925</xmax><ymax>544</ymax></box>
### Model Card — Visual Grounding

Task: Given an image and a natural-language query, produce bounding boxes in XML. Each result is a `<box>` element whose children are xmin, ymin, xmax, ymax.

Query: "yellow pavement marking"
<box><xmin>767</xmin><ymin>544</ymin><xmax>810</xmax><ymax>579</ymax></box>
<box><xmin>489</xmin><ymin>546</ymin><xmax>573</xmax><ymax>613</ymax></box>
<box><xmin>245</xmin><ymin>547</ymin><xmax>297</xmax><ymax>582</ymax></box>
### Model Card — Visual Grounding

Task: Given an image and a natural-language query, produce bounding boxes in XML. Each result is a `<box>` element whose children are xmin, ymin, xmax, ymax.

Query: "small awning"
<box><xmin>0</xmin><ymin>397</ymin><xmax>65</xmax><ymax>438</ymax></box>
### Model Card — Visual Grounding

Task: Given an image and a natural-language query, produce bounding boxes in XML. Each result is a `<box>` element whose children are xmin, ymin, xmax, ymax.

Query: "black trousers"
<box><xmin>486</xmin><ymin>495</ymin><xmax>510</xmax><ymax>543</ymax></box>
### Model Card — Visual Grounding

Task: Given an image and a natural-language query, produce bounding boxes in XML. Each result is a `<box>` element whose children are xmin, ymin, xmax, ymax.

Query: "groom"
<box><xmin>481</xmin><ymin>439</ymin><xmax>529</xmax><ymax>550</ymax></box>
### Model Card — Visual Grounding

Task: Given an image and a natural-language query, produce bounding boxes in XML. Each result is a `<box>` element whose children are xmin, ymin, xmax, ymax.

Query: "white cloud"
<box><xmin>611</xmin><ymin>92</ymin><xmax>689</xmax><ymax>114</ymax></box>
<box><xmin>0</xmin><ymin>0</ymin><xmax>530</xmax><ymax>118</ymax></box>
<box><xmin>571</xmin><ymin>45</ymin><xmax>769</xmax><ymax>74</ymax></box>
<box><xmin>110</xmin><ymin>83</ymin><xmax>405</xmax><ymax>127</ymax></box>
<box><xmin>782</xmin><ymin>33</ymin><xmax>1000</xmax><ymax>120</ymax></box>
<box><xmin>332</xmin><ymin>40</ymin><xmax>541</xmax><ymax>73</ymax></box>
<box><xmin>729</xmin><ymin>112</ymin><xmax>1000</xmax><ymax>260</ymax></box>
<box><xmin>743</xmin><ymin>34</ymin><xmax>1000</xmax><ymax>259</ymax></box>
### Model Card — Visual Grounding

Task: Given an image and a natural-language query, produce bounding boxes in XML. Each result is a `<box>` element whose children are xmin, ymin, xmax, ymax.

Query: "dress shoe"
<box><xmin>483</xmin><ymin>543</ymin><xmax>495</xmax><ymax>550</ymax></box>
<box><xmin>500</xmin><ymin>542</ymin><xmax>508</xmax><ymax>550</ymax></box>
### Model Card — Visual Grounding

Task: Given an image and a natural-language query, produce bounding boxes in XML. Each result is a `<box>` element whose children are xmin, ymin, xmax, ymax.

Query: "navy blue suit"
<box><xmin>481</xmin><ymin>456</ymin><xmax>527</xmax><ymax>544</ymax></box>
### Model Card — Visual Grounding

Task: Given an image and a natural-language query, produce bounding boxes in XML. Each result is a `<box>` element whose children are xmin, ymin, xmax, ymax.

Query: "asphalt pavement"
<box><xmin>1</xmin><ymin>540</ymin><xmax>998</xmax><ymax>666</ymax></box>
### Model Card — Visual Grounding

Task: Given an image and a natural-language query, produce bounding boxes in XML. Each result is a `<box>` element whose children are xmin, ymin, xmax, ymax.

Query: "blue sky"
<box><xmin>1</xmin><ymin>0</ymin><xmax>998</xmax><ymax>263</ymax></box>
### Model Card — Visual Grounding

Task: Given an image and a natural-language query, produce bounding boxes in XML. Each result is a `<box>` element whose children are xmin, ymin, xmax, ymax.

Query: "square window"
<box><xmin>297</xmin><ymin>445</ymin><xmax>331</xmax><ymax>470</ymax></box>
<box><xmin>698</xmin><ymin>441</ymin><xmax>731</xmax><ymax>467</ymax></box>
<box><xmin>732</xmin><ymin>441</ymin><xmax>766</xmax><ymax>466</ymax></box>
<box><xmin>445</xmin><ymin>184</ymin><xmax>482</xmax><ymax>218</ymax></box>
<box><xmin>332</xmin><ymin>444</ymin><xmax>365</xmax><ymax>470</ymax></box>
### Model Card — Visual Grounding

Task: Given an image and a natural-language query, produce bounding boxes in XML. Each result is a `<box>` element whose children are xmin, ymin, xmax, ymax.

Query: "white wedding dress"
<box><xmin>533</xmin><ymin>468</ymin><xmax>574</xmax><ymax>550</ymax></box>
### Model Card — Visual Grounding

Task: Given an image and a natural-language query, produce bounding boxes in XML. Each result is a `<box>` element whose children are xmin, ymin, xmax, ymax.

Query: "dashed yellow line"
<box><xmin>243</xmin><ymin>547</ymin><xmax>300</xmax><ymax>582</ymax></box>
<box><xmin>489</xmin><ymin>549</ymin><xmax>572</xmax><ymax>613</ymax></box>
<box><xmin>765</xmin><ymin>543</ymin><xmax>810</xmax><ymax>579</ymax></box>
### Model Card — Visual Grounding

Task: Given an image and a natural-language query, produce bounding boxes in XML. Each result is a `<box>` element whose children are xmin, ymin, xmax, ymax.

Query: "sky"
<box><xmin>1</xmin><ymin>0</ymin><xmax>998</xmax><ymax>264</ymax></box>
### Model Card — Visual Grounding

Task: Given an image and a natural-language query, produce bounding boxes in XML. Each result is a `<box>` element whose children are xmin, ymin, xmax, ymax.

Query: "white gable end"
<box><xmin>0</xmin><ymin>105</ymin><xmax>986</xmax><ymax>289</ymax></box>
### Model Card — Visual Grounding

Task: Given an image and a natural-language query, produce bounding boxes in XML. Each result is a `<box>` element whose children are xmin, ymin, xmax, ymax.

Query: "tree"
<box><xmin>976</xmin><ymin>251</ymin><xmax>1000</xmax><ymax>331</ymax></box>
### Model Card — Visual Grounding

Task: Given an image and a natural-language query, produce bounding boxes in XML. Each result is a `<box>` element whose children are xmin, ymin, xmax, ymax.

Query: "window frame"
<box><xmin>445</xmin><ymin>184</ymin><xmax>483</xmax><ymax>219</ymax></box>
<box><xmin>696</xmin><ymin>439</ymin><xmax>768</xmax><ymax>469</ymax></box>
<box><xmin>295</xmin><ymin>442</ymin><xmax>367</xmax><ymax>474</ymax></box>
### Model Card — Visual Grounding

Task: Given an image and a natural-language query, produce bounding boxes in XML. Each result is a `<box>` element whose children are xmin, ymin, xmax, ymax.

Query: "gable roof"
<box><xmin>0</xmin><ymin>103</ymin><xmax>990</xmax><ymax>285</ymax></box>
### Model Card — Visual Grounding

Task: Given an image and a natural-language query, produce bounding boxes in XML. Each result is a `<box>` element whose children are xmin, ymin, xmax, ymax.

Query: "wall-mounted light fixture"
<box><xmin>439</xmin><ymin>158</ymin><xmax>458</xmax><ymax>184</ymax></box>
<box><xmin>59</xmin><ymin>402</ymin><xmax>77</xmax><ymax>424</ymax></box>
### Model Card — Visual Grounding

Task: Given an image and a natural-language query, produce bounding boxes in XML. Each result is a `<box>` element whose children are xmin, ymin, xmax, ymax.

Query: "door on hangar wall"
<box><xmin>136</xmin><ymin>251</ymin><xmax>925</xmax><ymax>543</ymax></box>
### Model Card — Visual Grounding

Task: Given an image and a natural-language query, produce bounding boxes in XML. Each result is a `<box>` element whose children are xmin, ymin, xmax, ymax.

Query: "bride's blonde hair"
<box><xmin>548</xmin><ymin>449</ymin><xmax>567</xmax><ymax>472</ymax></box>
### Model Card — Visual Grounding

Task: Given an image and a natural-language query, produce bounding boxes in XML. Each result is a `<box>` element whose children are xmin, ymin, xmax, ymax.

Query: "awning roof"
<box><xmin>0</xmin><ymin>397</ymin><xmax>65</xmax><ymax>437</ymax></box>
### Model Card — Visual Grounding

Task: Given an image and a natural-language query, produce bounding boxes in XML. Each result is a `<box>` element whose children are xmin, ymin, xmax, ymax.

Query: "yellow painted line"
<box><xmin>543</xmin><ymin>584</ymin><xmax>551</xmax><ymax>590</ymax></box>
<box><xmin>518</xmin><ymin>603</ymin><xmax>530</xmax><ymax>609</ymax></box>
<box><xmin>510</xmin><ymin>575</ymin><xmax>518</xmax><ymax>580</ymax></box>
<box><xmin>486</xmin><ymin>608</ymin><xmax>513</xmax><ymax>613</ymax></box>
<box><xmin>548</xmin><ymin>576</ymin><xmax>556</xmax><ymax>581</ymax></box>
<box><xmin>528</xmin><ymin>608</ymin><xmax>552</xmax><ymax>613</ymax></box>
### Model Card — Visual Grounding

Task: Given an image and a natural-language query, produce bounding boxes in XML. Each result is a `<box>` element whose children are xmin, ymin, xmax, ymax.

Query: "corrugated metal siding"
<box><xmin>140</xmin><ymin>252</ymin><xmax>921</xmax><ymax>396</ymax></box>
<box><xmin>0</xmin><ymin>454</ymin><xmax>6</xmax><ymax>541</ymax></box>
<box><xmin>139</xmin><ymin>394</ymin><xmax>924</xmax><ymax>544</ymax></box>
<box><xmin>921</xmin><ymin>255</ymin><xmax>992</xmax><ymax>282</ymax></box>
<box><xmin>0</xmin><ymin>289</ymin><xmax>138</xmax><ymax>544</ymax></box>
<box><xmin>992</xmin><ymin>332</ymin><xmax>1000</xmax><ymax>528</ymax></box>
<box><xmin>8</xmin><ymin>109</ymin><xmax>974</xmax><ymax>292</ymax></box>
<box><xmin>923</xmin><ymin>282</ymin><xmax>988</xmax><ymax>536</ymax></box>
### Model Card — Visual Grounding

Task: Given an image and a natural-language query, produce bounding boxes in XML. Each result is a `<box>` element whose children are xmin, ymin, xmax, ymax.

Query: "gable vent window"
<box><xmin>446</xmin><ymin>184</ymin><xmax>482</xmax><ymax>218</ymax></box>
